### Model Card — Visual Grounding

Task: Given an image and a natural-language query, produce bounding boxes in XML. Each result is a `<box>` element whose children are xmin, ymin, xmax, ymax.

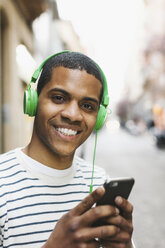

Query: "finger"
<box><xmin>100</xmin><ymin>240</ymin><xmax>126</xmax><ymax>248</ymax></box>
<box><xmin>105</xmin><ymin>215</ymin><xmax>133</xmax><ymax>233</ymax></box>
<box><xmin>74</xmin><ymin>240</ymin><xmax>100</xmax><ymax>248</ymax></box>
<box><xmin>101</xmin><ymin>230</ymin><xmax>131</xmax><ymax>243</ymax></box>
<box><xmin>81</xmin><ymin>205</ymin><xmax>119</xmax><ymax>226</ymax></box>
<box><xmin>75</xmin><ymin>225</ymin><xmax>120</xmax><ymax>241</ymax></box>
<box><xmin>86</xmin><ymin>240</ymin><xmax>100</xmax><ymax>248</ymax></box>
<box><xmin>71</xmin><ymin>187</ymin><xmax>105</xmax><ymax>215</ymax></box>
<box><xmin>114</xmin><ymin>197</ymin><xmax>133</xmax><ymax>220</ymax></box>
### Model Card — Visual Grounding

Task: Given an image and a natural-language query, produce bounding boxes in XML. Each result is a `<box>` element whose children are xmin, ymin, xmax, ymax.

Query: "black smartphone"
<box><xmin>97</xmin><ymin>177</ymin><xmax>135</xmax><ymax>207</ymax></box>
<box><xmin>93</xmin><ymin>177</ymin><xmax>135</xmax><ymax>226</ymax></box>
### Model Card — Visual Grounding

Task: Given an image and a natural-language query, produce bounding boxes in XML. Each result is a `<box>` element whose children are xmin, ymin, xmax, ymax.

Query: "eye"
<box><xmin>81</xmin><ymin>102</ymin><xmax>96</xmax><ymax>112</ymax></box>
<box><xmin>51</xmin><ymin>95</ymin><xmax>65</xmax><ymax>103</ymax></box>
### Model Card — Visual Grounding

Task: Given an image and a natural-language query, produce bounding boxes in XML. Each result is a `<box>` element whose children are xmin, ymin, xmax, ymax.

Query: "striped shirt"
<box><xmin>0</xmin><ymin>148</ymin><xmax>107</xmax><ymax>248</ymax></box>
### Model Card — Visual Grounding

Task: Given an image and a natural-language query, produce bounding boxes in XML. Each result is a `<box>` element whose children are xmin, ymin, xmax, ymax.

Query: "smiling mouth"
<box><xmin>55</xmin><ymin>127</ymin><xmax>81</xmax><ymax>136</ymax></box>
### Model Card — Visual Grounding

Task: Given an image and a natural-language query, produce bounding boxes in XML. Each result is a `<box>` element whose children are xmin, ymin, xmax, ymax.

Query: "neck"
<box><xmin>23</xmin><ymin>132</ymin><xmax>74</xmax><ymax>170</ymax></box>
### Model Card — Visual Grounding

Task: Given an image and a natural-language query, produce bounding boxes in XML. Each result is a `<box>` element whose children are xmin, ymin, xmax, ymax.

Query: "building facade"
<box><xmin>0</xmin><ymin>0</ymin><xmax>47</xmax><ymax>153</ymax></box>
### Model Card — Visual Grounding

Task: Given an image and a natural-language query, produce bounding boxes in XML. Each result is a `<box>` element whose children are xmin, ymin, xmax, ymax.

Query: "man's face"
<box><xmin>34</xmin><ymin>66</ymin><xmax>102</xmax><ymax>158</ymax></box>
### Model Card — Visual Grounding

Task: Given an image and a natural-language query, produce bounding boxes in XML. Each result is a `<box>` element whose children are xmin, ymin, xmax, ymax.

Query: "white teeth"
<box><xmin>56</xmin><ymin>128</ymin><xmax>77</xmax><ymax>136</ymax></box>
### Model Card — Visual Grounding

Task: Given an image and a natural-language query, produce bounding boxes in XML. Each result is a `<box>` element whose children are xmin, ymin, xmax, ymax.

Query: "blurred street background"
<box><xmin>1</xmin><ymin>0</ymin><xmax>165</xmax><ymax>247</ymax></box>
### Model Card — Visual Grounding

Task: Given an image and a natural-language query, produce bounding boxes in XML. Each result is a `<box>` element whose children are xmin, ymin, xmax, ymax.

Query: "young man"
<box><xmin>0</xmin><ymin>52</ymin><xmax>134</xmax><ymax>248</ymax></box>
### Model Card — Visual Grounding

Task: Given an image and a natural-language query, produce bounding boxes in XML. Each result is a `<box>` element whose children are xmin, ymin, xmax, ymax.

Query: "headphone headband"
<box><xmin>30</xmin><ymin>51</ymin><xmax>70</xmax><ymax>83</ymax></box>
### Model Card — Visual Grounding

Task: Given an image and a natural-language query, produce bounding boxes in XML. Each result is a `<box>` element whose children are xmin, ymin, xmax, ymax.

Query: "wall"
<box><xmin>0</xmin><ymin>0</ymin><xmax>33</xmax><ymax>152</ymax></box>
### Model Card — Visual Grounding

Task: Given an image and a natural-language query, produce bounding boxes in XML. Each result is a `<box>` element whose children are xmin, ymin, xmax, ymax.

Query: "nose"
<box><xmin>61</xmin><ymin>101</ymin><xmax>83</xmax><ymax>123</ymax></box>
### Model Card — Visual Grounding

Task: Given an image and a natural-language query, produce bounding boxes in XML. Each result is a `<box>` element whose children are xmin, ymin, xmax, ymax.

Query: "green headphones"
<box><xmin>24</xmin><ymin>51</ymin><xmax>109</xmax><ymax>131</ymax></box>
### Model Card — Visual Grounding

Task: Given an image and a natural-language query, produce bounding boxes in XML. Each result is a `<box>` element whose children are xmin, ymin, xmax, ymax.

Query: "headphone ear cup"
<box><xmin>24</xmin><ymin>88</ymin><xmax>38</xmax><ymax>117</ymax></box>
<box><xmin>94</xmin><ymin>105</ymin><xmax>107</xmax><ymax>131</ymax></box>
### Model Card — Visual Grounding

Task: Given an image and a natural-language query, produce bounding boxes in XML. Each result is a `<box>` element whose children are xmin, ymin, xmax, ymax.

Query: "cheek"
<box><xmin>37</xmin><ymin>101</ymin><xmax>59</xmax><ymax>118</ymax></box>
<box><xmin>85</xmin><ymin>115</ymin><xmax>97</xmax><ymax>131</ymax></box>
<box><xmin>35</xmin><ymin>105</ymin><xmax>51</xmax><ymax>132</ymax></box>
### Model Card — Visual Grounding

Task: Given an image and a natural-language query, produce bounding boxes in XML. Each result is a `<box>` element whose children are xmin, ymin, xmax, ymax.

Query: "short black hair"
<box><xmin>37</xmin><ymin>51</ymin><xmax>104</xmax><ymax>102</ymax></box>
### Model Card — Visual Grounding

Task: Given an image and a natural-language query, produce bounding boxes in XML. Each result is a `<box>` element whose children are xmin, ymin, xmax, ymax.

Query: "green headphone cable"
<box><xmin>89</xmin><ymin>130</ymin><xmax>98</xmax><ymax>193</ymax></box>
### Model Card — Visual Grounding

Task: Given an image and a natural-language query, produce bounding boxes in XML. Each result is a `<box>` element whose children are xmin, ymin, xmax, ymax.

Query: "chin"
<box><xmin>50</xmin><ymin>145</ymin><xmax>76</xmax><ymax>158</ymax></box>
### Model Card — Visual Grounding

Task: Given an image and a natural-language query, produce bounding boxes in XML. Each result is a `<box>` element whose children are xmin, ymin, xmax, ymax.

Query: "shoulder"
<box><xmin>0</xmin><ymin>148</ymin><xmax>18</xmax><ymax>165</ymax></box>
<box><xmin>74</xmin><ymin>155</ymin><xmax>108</xmax><ymax>179</ymax></box>
<box><xmin>74</xmin><ymin>156</ymin><xmax>109</xmax><ymax>190</ymax></box>
<box><xmin>0</xmin><ymin>148</ymin><xmax>22</xmax><ymax>177</ymax></box>
<box><xmin>0</xmin><ymin>150</ymin><xmax>20</xmax><ymax>231</ymax></box>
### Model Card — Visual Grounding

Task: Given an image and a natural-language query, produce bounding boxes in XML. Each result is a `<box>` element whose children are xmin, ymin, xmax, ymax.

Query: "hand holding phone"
<box><xmin>93</xmin><ymin>177</ymin><xmax>135</xmax><ymax>227</ymax></box>
<box><xmin>97</xmin><ymin>177</ymin><xmax>135</xmax><ymax>207</ymax></box>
